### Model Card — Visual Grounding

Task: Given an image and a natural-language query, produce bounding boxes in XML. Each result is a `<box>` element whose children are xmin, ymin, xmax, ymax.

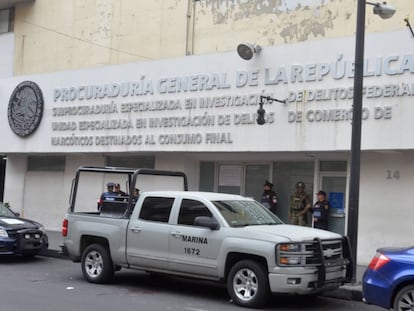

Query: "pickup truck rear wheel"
<box><xmin>394</xmin><ymin>285</ymin><xmax>414</xmax><ymax>311</ymax></box>
<box><xmin>227</xmin><ymin>260</ymin><xmax>270</xmax><ymax>308</ymax></box>
<box><xmin>81</xmin><ymin>244</ymin><xmax>114</xmax><ymax>284</ymax></box>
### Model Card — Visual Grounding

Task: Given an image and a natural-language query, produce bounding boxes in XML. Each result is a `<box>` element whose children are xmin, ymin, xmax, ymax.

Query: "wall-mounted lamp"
<box><xmin>257</xmin><ymin>95</ymin><xmax>286</xmax><ymax>125</ymax></box>
<box><xmin>237</xmin><ymin>43</ymin><xmax>262</xmax><ymax>60</ymax></box>
<box><xmin>367</xmin><ymin>1</ymin><xmax>396</xmax><ymax>19</ymax></box>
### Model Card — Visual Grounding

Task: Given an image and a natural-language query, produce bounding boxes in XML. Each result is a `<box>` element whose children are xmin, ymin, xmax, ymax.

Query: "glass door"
<box><xmin>244</xmin><ymin>164</ymin><xmax>271</xmax><ymax>201</ymax></box>
<box><xmin>217</xmin><ymin>164</ymin><xmax>242</xmax><ymax>195</ymax></box>
<box><xmin>216</xmin><ymin>163</ymin><xmax>271</xmax><ymax>200</ymax></box>
<box><xmin>320</xmin><ymin>174</ymin><xmax>347</xmax><ymax>235</ymax></box>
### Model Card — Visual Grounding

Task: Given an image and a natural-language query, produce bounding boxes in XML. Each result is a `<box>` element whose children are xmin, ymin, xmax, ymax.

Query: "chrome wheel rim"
<box><xmin>397</xmin><ymin>289</ymin><xmax>414</xmax><ymax>311</ymax></box>
<box><xmin>85</xmin><ymin>250</ymin><xmax>103</xmax><ymax>278</ymax></box>
<box><xmin>232</xmin><ymin>268</ymin><xmax>258</xmax><ymax>302</ymax></box>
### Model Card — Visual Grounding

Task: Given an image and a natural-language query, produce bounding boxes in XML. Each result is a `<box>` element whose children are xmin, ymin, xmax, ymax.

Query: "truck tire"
<box><xmin>393</xmin><ymin>284</ymin><xmax>414</xmax><ymax>311</ymax></box>
<box><xmin>227</xmin><ymin>259</ymin><xmax>270</xmax><ymax>308</ymax></box>
<box><xmin>81</xmin><ymin>243</ymin><xmax>114</xmax><ymax>284</ymax></box>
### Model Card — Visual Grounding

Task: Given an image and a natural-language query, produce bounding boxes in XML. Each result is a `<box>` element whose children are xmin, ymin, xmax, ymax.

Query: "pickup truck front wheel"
<box><xmin>227</xmin><ymin>260</ymin><xmax>270</xmax><ymax>308</ymax></box>
<box><xmin>81</xmin><ymin>244</ymin><xmax>114</xmax><ymax>284</ymax></box>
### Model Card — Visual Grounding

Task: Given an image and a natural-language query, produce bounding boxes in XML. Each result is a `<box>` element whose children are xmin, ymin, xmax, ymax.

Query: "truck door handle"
<box><xmin>130</xmin><ymin>227</ymin><xmax>141</xmax><ymax>233</ymax></box>
<box><xmin>171</xmin><ymin>232</ymin><xmax>183</xmax><ymax>238</ymax></box>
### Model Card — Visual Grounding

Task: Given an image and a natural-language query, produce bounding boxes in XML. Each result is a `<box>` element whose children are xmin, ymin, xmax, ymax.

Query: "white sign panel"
<box><xmin>219</xmin><ymin>165</ymin><xmax>242</xmax><ymax>187</ymax></box>
<box><xmin>0</xmin><ymin>30</ymin><xmax>413</xmax><ymax>153</ymax></box>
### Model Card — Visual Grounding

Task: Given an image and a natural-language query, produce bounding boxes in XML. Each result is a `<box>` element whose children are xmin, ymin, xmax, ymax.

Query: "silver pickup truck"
<box><xmin>62</xmin><ymin>166</ymin><xmax>352</xmax><ymax>308</ymax></box>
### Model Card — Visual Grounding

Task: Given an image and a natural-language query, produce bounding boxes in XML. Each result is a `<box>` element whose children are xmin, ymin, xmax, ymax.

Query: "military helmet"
<box><xmin>295</xmin><ymin>181</ymin><xmax>305</xmax><ymax>189</ymax></box>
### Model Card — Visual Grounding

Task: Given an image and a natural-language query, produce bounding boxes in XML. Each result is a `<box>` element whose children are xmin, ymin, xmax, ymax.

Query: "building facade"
<box><xmin>0</xmin><ymin>0</ymin><xmax>413</xmax><ymax>264</ymax></box>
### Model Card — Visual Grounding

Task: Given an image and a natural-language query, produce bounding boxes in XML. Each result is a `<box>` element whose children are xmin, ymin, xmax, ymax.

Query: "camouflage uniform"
<box><xmin>289</xmin><ymin>182</ymin><xmax>311</xmax><ymax>226</ymax></box>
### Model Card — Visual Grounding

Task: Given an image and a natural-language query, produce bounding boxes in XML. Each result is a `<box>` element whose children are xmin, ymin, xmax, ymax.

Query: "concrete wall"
<box><xmin>358</xmin><ymin>151</ymin><xmax>414</xmax><ymax>264</ymax></box>
<box><xmin>3</xmin><ymin>155</ymin><xmax>27</xmax><ymax>215</ymax></box>
<box><xmin>12</xmin><ymin>0</ymin><xmax>413</xmax><ymax>75</ymax></box>
<box><xmin>13</xmin><ymin>0</ymin><xmax>188</xmax><ymax>74</ymax></box>
<box><xmin>155</xmin><ymin>153</ymin><xmax>200</xmax><ymax>191</ymax></box>
<box><xmin>0</xmin><ymin>32</ymin><xmax>14</xmax><ymax>78</ymax></box>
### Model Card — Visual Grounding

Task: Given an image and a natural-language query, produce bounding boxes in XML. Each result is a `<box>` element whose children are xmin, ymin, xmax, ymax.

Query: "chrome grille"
<box><xmin>305</xmin><ymin>239</ymin><xmax>343</xmax><ymax>265</ymax></box>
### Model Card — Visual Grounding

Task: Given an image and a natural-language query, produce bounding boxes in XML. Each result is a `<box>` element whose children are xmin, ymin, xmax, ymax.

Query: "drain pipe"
<box><xmin>185</xmin><ymin>0</ymin><xmax>198</xmax><ymax>55</ymax></box>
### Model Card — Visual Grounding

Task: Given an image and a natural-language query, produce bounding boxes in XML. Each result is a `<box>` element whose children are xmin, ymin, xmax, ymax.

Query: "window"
<box><xmin>28</xmin><ymin>156</ymin><xmax>65</xmax><ymax>171</ymax></box>
<box><xmin>199</xmin><ymin>162</ymin><xmax>215</xmax><ymax>192</ymax></box>
<box><xmin>178</xmin><ymin>199</ymin><xmax>212</xmax><ymax>226</ymax></box>
<box><xmin>320</xmin><ymin>161</ymin><xmax>347</xmax><ymax>172</ymax></box>
<box><xmin>106</xmin><ymin>155</ymin><xmax>154</xmax><ymax>169</ymax></box>
<box><xmin>139</xmin><ymin>197</ymin><xmax>174</xmax><ymax>223</ymax></box>
<box><xmin>0</xmin><ymin>8</ymin><xmax>14</xmax><ymax>34</ymax></box>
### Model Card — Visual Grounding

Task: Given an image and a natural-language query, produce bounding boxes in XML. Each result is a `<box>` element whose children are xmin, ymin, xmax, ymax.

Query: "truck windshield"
<box><xmin>212</xmin><ymin>200</ymin><xmax>283</xmax><ymax>227</ymax></box>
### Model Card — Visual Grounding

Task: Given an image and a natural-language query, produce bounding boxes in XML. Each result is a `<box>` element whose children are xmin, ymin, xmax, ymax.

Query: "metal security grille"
<box><xmin>305</xmin><ymin>239</ymin><xmax>343</xmax><ymax>265</ymax></box>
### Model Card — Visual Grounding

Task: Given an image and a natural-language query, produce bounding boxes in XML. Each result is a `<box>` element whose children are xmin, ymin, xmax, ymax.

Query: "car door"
<box><xmin>126</xmin><ymin>196</ymin><xmax>175</xmax><ymax>270</ymax></box>
<box><xmin>168</xmin><ymin>198</ymin><xmax>222</xmax><ymax>278</ymax></box>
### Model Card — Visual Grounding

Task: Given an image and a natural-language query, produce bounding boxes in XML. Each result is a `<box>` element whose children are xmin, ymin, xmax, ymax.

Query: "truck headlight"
<box><xmin>0</xmin><ymin>229</ymin><xmax>9</xmax><ymax>238</ymax></box>
<box><xmin>277</xmin><ymin>243</ymin><xmax>304</xmax><ymax>266</ymax></box>
<box><xmin>279</xmin><ymin>243</ymin><xmax>301</xmax><ymax>252</ymax></box>
<box><xmin>38</xmin><ymin>226</ymin><xmax>45</xmax><ymax>233</ymax></box>
<box><xmin>280</xmin><ymin>256</ymin><xmax>301</xmax><ymax>265</ymax></box>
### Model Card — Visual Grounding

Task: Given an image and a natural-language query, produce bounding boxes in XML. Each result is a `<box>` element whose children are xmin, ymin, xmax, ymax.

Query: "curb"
<box><xmin>322</xmin><ymin>285</ymin><xmax>363</xmax><ymax>302</ymax></box>
<box><xmin>39</xmin><ymin>248</ymin><xmax>69</xmax><ymax>260</ymax></box>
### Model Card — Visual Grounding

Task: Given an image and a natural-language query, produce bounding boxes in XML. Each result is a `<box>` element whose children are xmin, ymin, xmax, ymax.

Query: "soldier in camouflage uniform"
<box><xmin>289</xmin><ymin>181</ymin><xmax>312</xmax><ymax>226</ymax></box>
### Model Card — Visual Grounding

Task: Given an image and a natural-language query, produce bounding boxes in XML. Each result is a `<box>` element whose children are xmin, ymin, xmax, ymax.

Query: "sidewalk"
<box><xmin>323</xmin><ymin>265</ymin><xmax>365</xmax><ymax>302</ymax></box>
<box><xmin>41</xmin><ymin>230</ymin><xmax>365</xmax><ymax>302</ymax></box>
<box><xmin>40</xmin><ymin>230</ymin><xmax>66</xmax><ymax>259</ymax></box>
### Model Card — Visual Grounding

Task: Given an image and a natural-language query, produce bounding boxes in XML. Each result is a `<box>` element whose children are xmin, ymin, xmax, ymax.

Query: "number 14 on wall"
<box><xmin>386</xmin><ymin>170</ymin><xmax>400</xmax><ymax>180</ymax></box>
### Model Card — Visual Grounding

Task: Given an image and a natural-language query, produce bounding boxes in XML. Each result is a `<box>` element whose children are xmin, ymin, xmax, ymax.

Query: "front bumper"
<box><xmin>0</xmin><ymin>230</ymin><xmax>48</xmax><ymax>255</ymax></box>
<box><xmin>269</xmin><ymin>265</ymin><xmax>346</xmax><ymax>294</ymax></box>
<box><xmin>269</xmin><ymin>237</ymin><xmax>353</xmax><ymax>294</ymax></box>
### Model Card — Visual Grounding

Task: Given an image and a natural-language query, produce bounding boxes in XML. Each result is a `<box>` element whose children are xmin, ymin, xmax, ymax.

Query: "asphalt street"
<box><xmin>0</xmin><ymin>256</ymin><xmax>381</xmax><ymax>311</ymax></box>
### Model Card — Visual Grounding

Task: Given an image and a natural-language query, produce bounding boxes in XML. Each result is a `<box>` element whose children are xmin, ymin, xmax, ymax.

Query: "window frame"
<box><xmin>0</xmin><ymin>8</ymin><xmax>14</xmax><ymax>34</ymax></box>
<box><xmin>27</xmin><ymin>156</ymin><xmax>66</xmax><ymax>172</ymax></box>
<box><xmin>177</xmin><ymin>198</ymin><xmax>213</xmax><ymax>227</ymax></box>
<box><xmin>138</xmin><ymin>196</ymin><xmax>175</xmax><ymax>223</ymax></box>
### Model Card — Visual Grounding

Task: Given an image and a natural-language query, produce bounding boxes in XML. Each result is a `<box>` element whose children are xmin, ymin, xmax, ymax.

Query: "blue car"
<box><xmin>0</xmin><ymin>203</ymin><xmax>49</xmax><ymax>256</ymax></box>
<box><xmin>363</xmin><ymin>247</ymin><xmax>414</xmax><ymax>311</ymax></box>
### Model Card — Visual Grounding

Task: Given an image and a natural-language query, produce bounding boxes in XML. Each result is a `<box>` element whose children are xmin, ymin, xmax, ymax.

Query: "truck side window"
<box><xmin>178</xmin><ymin>199</ymin><xmax>212</xmax><ymax>226</ymax></box>
<box><xmin>139</xmin><ymin>197</ymin><xmax>175</xmax><ymax>223</ymax></box>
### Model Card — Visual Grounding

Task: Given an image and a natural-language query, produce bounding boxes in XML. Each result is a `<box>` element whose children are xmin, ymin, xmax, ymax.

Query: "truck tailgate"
<box><xmin>64</xmin><ymin>213</ymin><xmax>129</xmax><ymax>264</ymax></box>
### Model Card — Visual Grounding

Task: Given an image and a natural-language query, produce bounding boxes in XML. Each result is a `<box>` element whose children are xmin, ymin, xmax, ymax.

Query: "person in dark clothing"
<box><xmin>114</xmin><ymin>183</ymin><xmax>128</xmax><ymax>201</ymax></box>
<box><xmin>309</xmin><ymin>190</ymin><xmax>330</xmax><ymax>230</ymax></box>
<box><xmin>97</xmin><ymin>182</ymin><xmax>117</xmax><ymax>210</ymax></box>
<box><xmin>260</xmin><ymin>180</ymin><xmax>278</xmax><ymax>215</ymax></box>
<box><xmin>131</xmin><ymin>188</ymin><xmax>140</xmax><ymax>205</ymax></box>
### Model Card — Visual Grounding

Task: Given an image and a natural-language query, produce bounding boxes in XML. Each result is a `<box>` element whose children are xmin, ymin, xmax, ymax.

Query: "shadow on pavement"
<box><xmin>0</xmin><ymin>254</ymin><xmax>49</xmax><ymax>264</ymax></box>
<box><xmin>92</xmin><ymin>269</ymin><xmax>344</xmax><ymax>309</ymax></box>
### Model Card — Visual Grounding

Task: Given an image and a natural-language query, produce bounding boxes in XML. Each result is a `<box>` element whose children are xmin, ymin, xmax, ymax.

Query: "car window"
<box><xmin>178</xmin><ymin>199</ymin><xmax>212</xmax><ymax>226</ymax></box>
<box><xmin>138</xmin><ymin>197</ymin><xmax>174</xmax><ymax>223</ymax></box>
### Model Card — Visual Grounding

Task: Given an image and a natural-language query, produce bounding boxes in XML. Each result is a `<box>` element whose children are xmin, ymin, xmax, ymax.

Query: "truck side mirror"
<box><xmin>194</xmin><ymin>216</ymin><xmax>220</xmax><ymax>230</ymax></box>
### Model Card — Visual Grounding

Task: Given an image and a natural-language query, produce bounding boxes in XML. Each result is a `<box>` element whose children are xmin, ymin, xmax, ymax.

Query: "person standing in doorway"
<box><xmin>289</xmin><ymin>181</ymin><xmax>311</xmax><ymax>226</ymax></box>
<box><xmin>260</xmin><ymin>181</ymin><xmax>278</xmax><ymax>215</ymax></box>
<box><xmin>309</xmin><ymin>190</ymin><xmax>330</xmax><ymax>230</ymax></box>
